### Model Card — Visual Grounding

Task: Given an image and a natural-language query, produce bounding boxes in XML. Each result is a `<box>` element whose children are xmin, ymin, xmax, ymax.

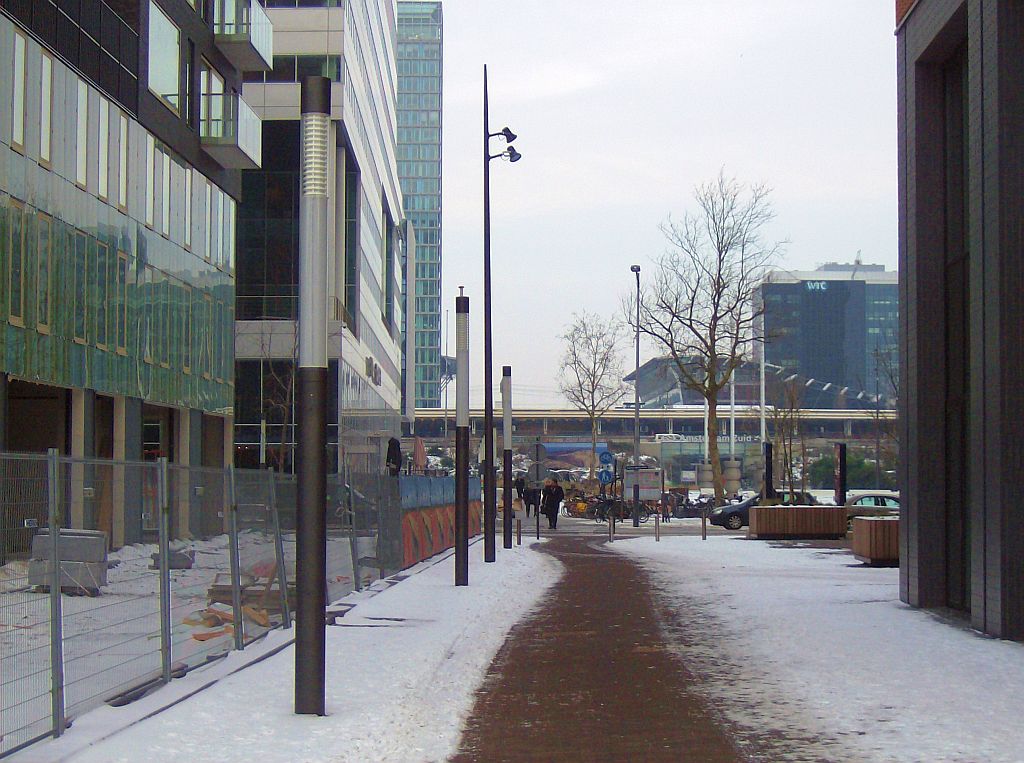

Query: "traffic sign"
<box><xmin>598</xmin><ymin>469</ymin><xmax>614</xmax><ymax>485</ymax></box>
<box><xmin>599</xmin><ymin>450</ymin><xmax>613</xmax><ymax>465</ymax></box>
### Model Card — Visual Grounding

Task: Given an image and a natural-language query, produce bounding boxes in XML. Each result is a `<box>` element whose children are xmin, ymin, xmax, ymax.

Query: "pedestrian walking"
<box><xmin>524</xmin><ymin>486</ymin><xmax>540</xmax><ymax>518</ymax></box>
<box><xmin>541</xmin><ymin>477</ymin><xmax>564</xmax><ymax>529</ymax></box>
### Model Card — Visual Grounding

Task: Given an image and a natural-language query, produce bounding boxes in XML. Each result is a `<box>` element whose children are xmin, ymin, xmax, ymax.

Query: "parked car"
<box><xmin>844</xmin><ymin>491</ymin><xmax>900</xmax><ymax>523</ymax></box>
<box><xmin>709</xmin><ymin>494</ymin><xmax>760</xmax><ymax>530</ymax></box>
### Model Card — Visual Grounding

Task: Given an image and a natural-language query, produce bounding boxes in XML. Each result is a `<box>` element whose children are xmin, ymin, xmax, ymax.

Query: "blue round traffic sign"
<box><xmin>598</xmin><ymin>469</ymin><xmax>614</xmax><ymax>485</ymax></box>
<box><xmin>599</xmin><ymin>451</ymin><xmax>613</xmax><ymax>465</ymax></box>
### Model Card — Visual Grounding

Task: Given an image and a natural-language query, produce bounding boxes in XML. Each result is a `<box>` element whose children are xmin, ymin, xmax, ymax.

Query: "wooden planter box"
<box><xmin>748</xmin><ymin>506</ymin><xmax>847</xmax><ymax>539</ymax></box>
<box><xmin>851</xmin><ymin>516</ymin><xmax>899</xmax><ymax>566</ymax></box>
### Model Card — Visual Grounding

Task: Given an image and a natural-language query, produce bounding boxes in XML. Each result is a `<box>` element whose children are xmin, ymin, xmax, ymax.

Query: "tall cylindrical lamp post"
<box><xmin>501</xmin><ymin>366</ymin><xmax>513</xmax><ymax>549</ymax></box>
<box><xmin>295</xmin><ymin>76</ymin><xmax>330</xmax><ymax>716</ymax></box>
<box><xmin>482</xmin><ymin>64</ymin><xmax>521</xmax><ymax>562</ymax></box>
<box><xmin>455</xmin><ymin>288</ymin><xmax>470</xmax><ymax>586</ymax></box>
<box><xmin>631</xmin><ymin>265</ymin><xmax>641</xmax><ymax>527</ymax></box>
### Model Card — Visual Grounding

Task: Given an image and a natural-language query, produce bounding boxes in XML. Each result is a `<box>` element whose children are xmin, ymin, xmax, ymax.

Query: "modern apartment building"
<box><xmin>897</xmin><ymin>0</ymin><xmax>1024</xmax><ymax>640</ymax></box>
<box><xmin>396</xmin><ymin>1</ymin><xmax>442</xmax><ymax>410</ymax></box>
<box><xmin>761</xmin><ymin>262</ymin><xmax>898</xmax><ymax>399</ymax></box>
<box><xmin>233</xmin><ymin>0</ymin><xmax>406</xmax><ymax>472</ymax></box>
<box><xmin>0</xmin><ymin>0</ymin><xmax>269</xmax><ymax>541</ymax></box>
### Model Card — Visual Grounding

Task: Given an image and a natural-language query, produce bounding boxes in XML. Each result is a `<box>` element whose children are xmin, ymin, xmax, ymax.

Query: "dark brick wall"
<box><xmin>899</xmin><ymin>0</ymin><xmax>1024</xmax><ymax>641</ymax></box>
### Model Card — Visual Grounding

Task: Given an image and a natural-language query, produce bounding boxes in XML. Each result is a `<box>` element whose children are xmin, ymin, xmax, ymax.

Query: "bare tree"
<box><xmin>632</xmin><ymin>171</ymin><xmax>783</xmax><ymax>504</ymax></box>
<box><xmin>558</xmin><ymin>312</ymin><xmax>629</xmax><ymax>479</ymax></box>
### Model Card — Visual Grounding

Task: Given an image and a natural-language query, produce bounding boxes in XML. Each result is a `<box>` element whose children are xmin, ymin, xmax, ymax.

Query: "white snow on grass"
<box><xmin>607</xmin><ymin>535</ymin><xmax>1024</xmax><ymax>763</ymax></box>
<box><xmin>13</xmin><ymin>539</ymin><xmax>559</xmax><ymax>763</ymax></box>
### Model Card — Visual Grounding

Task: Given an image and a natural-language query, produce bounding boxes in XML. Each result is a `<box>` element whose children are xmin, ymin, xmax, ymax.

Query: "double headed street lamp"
<box><xmin>631</xmin><ymin>265</ymin><xmax>641</xmax><ymax>527</ymax></box>
<box><xmin>482</xmin><ymin>64</ymin><xmax>521</xmax><ymax>563</ymax></box>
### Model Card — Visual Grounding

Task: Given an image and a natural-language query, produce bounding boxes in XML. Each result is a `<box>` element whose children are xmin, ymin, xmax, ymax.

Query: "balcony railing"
<box><xmin>213</xmin><ymin>0</ymin><xmax>273</xmax><ymax>72</ymax></box>
<box><xmin>200</xmin><ymin>92</ymin><xmax>262</xmax><ymax>169</ymax></box>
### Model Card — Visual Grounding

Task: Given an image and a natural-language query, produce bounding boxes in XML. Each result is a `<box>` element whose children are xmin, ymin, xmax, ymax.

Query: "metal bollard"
<box><xmin>536</xmin><ymin>508</ymin><xmax>540</xmax><ymax>540</ymax></box>
<box><xmin>517</xmin><ymin>519</ymin><xmax>522</xmax><ymax>546</ymax></box>
<box><xmin>609</xmin><ymin>514</ymin><xmax>614</xmax><ymax>542</ymax></box>
<box><xmin>655</xmin><ymin>512</ymin><xmax>661</xmax><ymax>541</ymax></box>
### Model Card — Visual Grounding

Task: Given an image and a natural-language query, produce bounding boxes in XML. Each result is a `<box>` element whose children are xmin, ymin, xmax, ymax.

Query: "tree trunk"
<box><xmin>589</xmin><ymin>416</ymin><xmax>598</xmax><ymax>480</ymax></box>
<box><xmin>707</xmin><ymin>391</ymin><xmax>725</xmax><ymax>506</ymax></box>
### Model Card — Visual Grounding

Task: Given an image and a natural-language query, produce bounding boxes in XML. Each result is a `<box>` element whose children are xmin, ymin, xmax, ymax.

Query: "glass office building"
<box><xmin>234</xmin><ymin>1</ymin><xmax>407</xmax><ymax>471</ymax></box>
<box><xmin>397</xmin><ymin>1</ymin><xmax>442</xmax><ymax>409</ymax></box>
<box><xmin>761</xmin><ymin>264</ymin><xmax>898</xmax><ymax>399</ymax></box>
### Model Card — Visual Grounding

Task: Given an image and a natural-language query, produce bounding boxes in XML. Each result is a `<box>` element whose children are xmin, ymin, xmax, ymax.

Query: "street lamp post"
<box><xmin>455</xmin><ymin>288</ymin><xmax>470</xmax><ymax>586</ymax></box>
<box><xmin>631</xmin><ymin>264</ymin><xmax>641</xmax><ymax>527</ymax></box>
<box><xmin>482</xmin><ymin>64</ymin><xmax>521</xmax><ymax>562</ymax></box>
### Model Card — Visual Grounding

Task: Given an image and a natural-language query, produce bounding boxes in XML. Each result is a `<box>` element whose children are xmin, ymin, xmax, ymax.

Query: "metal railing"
<box><xmin>200</xmin><ymin>92</ymin><xmax>262</xmax><ymax>167</ymax></box>
<box><xmin>213</xmin><ymin>0</ymin><xmax>274</xmax><ymax>68</ymax></box>
<box><xmin>0</xmin><ymin>451</ymin><xmax>412</xmax><ymax>758</ymax></box>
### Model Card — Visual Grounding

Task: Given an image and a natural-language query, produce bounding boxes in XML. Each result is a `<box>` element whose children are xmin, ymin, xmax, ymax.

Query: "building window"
<box><xmin>148</xmin><ymin>1</ymin><xmax>181</xmax><ymax>113</ymax></box>
<box><xmin>205</xmin><ymin>182</ymin><xmax>213</xmax><ymax>261</ymax></box>
<box><xmin>8</xmin><ymin>200</ymin><xmax>25</xmax><ymax>325</ymax></box>
<box><xmin>40</xmin><ymin>54</ymin><xmax>52</xmax><ymax>164</ymax></box>
<box><xmin>161</xmin><ymin>149</ymin><xmax>171</xmax><ymax>237</ymax></box>
<box><xmin>184</xmin><ymin>169</ymin><xmax>193</xmax><ymax>249</ymax></box>
<box><xmin>118</xmin><ymin>115</ymin><xmax>129</xmax><ymax>209</ymax></box>
<box><xmin>36</xmin><ymin>212</ymin><xmax>52</xmax><ymax>332</ymax></box>
<box><xmin>183</xmin><ymin>284</ymin><xmax>192</xmax><ymax>372</ymax></box>
<box><xmin>98</xmin><ymin>97</ymin><xmax>110</xmax><ymax>200</ymax></box>
<box><xmin>95</xmin><ymin>241</ymin><xmax>110</xmax><ymax>348</ymax></box>
<box><xmin>12</xmin><ymin>32</ymin><xmax>25</xmax><ymax>151</ymax></box>
<box><xmin>146</xmin><ymin>134</ymin><xmax>155</xmax><ymax>226</ymax></box>
<box><xmin>203</xmin><ymin>294</ymin><xmax>214</xmax><ymax>379</ymax></box>
<box><xmin>200</xmin><ymin>60</ymin><xmax>224</xmax><ymax>140</ymax></box>
<box><xmin>116</xmin><ymin>252</ymin><xmax>129</xmax><ymax>354</ymax></box>
<box><xmin>73</xmin><ymin>231</ymin><xmax>89</xmax><ymax>342</ymax></box>
<box><xmin>76</xmin><ymin>81</ymin><xmax>89</xmax><ymax>187</ymax></box>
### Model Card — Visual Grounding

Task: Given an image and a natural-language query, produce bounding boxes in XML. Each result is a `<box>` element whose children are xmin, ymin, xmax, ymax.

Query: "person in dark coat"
<box><xmin>541</xmin><ymin>477</ymin><xmax>564</xmax><ymax>529</ymax></box>
<box><xmin>523</xmin><ymin>486</ymin><xmax>540</xmax><ymax>518</ymax></box>
<box><xmin>386</xmin><ymin>437</ymin><xmax>402</xmax><ymax>476</ymax></box>
<box><xmin>513</xmin><ymin>474</ymin><xmax>526</xmax><ymax>513</ymax></box>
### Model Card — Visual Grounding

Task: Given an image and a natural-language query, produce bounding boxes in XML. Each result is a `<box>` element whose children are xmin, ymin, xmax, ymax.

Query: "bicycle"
<box><xmin>593</xmin><ymin>498</ymin><xmax>651</xmax><ymax>524</ymax></box>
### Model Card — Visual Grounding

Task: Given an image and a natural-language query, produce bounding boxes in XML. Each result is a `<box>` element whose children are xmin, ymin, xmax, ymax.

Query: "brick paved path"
<box><xmin>451</xmin><ymin>534</ymin><xmax>747</xmax><ymax>762</ymax></box>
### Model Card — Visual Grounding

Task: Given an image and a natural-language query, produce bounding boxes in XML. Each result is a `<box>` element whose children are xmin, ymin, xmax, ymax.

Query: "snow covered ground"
<box><xmin>11</xmin><ymin>531</ymin><xmax>1024</xmax><ymax>762</ymax></box>
<box><xmin>12</xmin><ymin>538</ymin><xmax>559</xmax><ymax>763</ymax></box>
<box><xmin>608</xmin><ymin>535</ymin><xmax>1024</xmax><ymax>763</ymax></box>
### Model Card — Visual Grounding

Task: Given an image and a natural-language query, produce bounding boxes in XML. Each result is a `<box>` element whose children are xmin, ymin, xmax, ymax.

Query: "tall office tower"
<box><xmin>0</xmin><ymin>0</ymin><xmax>270</xmax><ymax>542</ymax></box>
<box><xmin>396</xmin><ymin>1</ymin><xmax>442</xmax><ymax>410</ymax></box>
<box><xmin>761</xmin><ymin>262</ymin><xmax>898</xmax><ymax>398</ymax></box>
<box><xmin>234</xmin><ymin>0</ymin><xmax>406</xmax><ymax>472</ymax></box>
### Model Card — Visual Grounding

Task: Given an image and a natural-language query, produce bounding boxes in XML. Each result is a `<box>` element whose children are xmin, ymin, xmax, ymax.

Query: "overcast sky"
<box><xmin>433</xmin><ymin>0</ymin><xmax>898</xmax><ymax>409</ymax></box>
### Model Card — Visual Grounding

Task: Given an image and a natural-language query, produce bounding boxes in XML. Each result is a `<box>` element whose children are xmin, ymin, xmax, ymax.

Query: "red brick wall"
<box><xmin>896</xmin><ymin>0</ymin><xmax>916</xmax><ymax>24</ymax></box>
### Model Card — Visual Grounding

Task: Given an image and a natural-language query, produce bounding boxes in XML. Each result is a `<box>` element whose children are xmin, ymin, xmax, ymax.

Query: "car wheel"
<box><xmin>725</xmin><ymin>514</ymin><xmax>744</xmax><ymax>530</ymax></box>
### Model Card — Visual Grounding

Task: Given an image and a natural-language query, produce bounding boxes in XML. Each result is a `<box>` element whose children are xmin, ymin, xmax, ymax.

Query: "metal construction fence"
<box><xmin>0</xmin><ymin>450</ymin><xmax>423</xmax><ymax>758</ymax></box>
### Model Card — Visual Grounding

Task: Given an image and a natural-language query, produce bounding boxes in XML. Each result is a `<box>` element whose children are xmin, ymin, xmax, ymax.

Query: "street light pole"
<box><xmin>631</xmin><ymin>264</ymin><xmax>641</xmax><ymax>527</ymax></box>
<box><xmin>455</xmin><ymin>288</ymin><xmax>470</xmax><ymax>586</ymax></box>
<box><xmin>482</xmin><ymin>64</ymin><xmax>520</xmax><ymax>562</ymax></box>
<box><xmin>501</xmin><ymin>366</ymin><xmax>513</xmax><ymax>549</ymax></box>
<box><xmin>295</xmin><ymin>76</ymin><xmax>330</xmax><ymax>716</ymax></box>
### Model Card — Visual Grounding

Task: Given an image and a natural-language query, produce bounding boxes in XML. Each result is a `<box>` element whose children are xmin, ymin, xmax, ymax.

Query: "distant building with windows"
<box><xmin>396</xmin><ymin>1</ymin><xmax>442</xmax><ymax>410</ymax></box>
<box><xmin>233</xmin><ymin>1</ymin><xmax>407</xmax><ymax>472</ymax></box>
<box><xmin>0</xmin><ymin>0</ymin><xmax>269</xmax><ymax>542</ymax></box>
<box><xmin>761</xmin><ymin>262</ymin><xmax>898</xmax><ymax>399</ymax></box>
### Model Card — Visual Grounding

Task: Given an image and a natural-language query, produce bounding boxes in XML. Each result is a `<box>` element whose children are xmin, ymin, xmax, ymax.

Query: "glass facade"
<box><xmin>762</xmin><ymin>274</ymin><xmax>899</xmax><ymax>399</ymax></box>
<box><xmin>397</xmin><ymin>2</ymin><xmax>442</xmax><ymax>409</ymax></box>
<box><xmin>0</xmin><ymin>20</ymin><xmax>234</xmax><ymax>413</ymax></box>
